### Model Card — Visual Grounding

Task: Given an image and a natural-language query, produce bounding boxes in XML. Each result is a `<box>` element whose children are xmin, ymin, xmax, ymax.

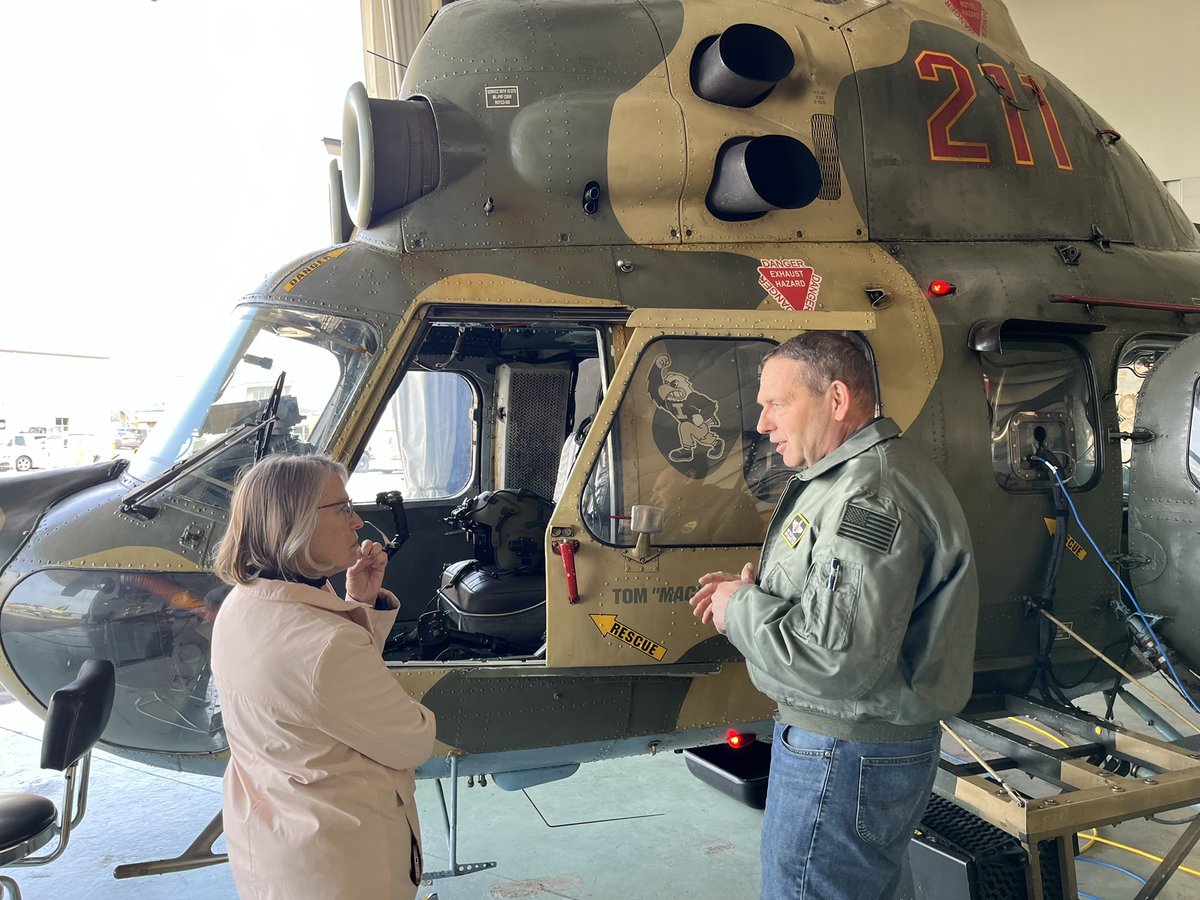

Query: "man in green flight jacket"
<box><xmin>691</xmin><ymin>331</ymin><xmax>978</xmax><ymax>900</ymax></box>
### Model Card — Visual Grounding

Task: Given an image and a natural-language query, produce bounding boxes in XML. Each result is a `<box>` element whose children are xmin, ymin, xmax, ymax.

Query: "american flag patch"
<box><xmin>836</xmin><ymin>503</ymin><xmax>899</xmax><ymax>553</ymax></box>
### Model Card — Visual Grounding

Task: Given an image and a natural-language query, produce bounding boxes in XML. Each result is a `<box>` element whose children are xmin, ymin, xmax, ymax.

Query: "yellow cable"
<box><xmin>1083</xmin><ymin>833</ymin><xmax>1200</xmax><ymax>880</ymax></box>
<box><xmin>1006</xmin><ymin>716</ymin><xmax>1070</xmax><ymax>748</ymax></box>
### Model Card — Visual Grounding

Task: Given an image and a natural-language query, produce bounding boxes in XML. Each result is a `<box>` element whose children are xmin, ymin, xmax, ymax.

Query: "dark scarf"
<box><xmin>257</xmin><ymin>570</ymin><xmax>329</xmax><ymax>590</ymax></box>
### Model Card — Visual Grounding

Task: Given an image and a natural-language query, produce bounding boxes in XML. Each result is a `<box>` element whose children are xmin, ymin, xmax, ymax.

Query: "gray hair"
<box><xmin>764</xmin><ymin>332</ymin><xmax>875</xmax><ymax>407</ymax></box>
<box><xmin>213</xmin><ymin>454</ymin><xmax>349</xmax><ymax>586</ymax></box>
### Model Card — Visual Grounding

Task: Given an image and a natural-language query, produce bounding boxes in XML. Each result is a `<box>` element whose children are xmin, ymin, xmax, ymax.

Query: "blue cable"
<box><xmin>1077</xmin><ymin>893</ymin><xmax>1103</xmax><ymax>900</ymax></box>
<box><xmin>1050</xmin><ymin>469</ymin><xmax>1200</xmax><ymax>716</ymax></box>
<box><xmin>940</xmin><ymin>751</ymin><xmax>968</xmax><ymax>765</ymax></box>
<box><xmin>1075</xmin><ymin>855</ymin><xmax>1146</xmax><ymax>885</ymax></box>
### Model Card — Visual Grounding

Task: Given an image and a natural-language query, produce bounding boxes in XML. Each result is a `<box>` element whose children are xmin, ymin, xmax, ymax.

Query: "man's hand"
<box><xmin>346</xmin><ymin>539</ymin><xmax>388</xmax><ymax>603</ymax></box>
<box><xmin>690</xmin><ymin>562</ymin><xmax>755</xmax><ymax>634</ymax></box>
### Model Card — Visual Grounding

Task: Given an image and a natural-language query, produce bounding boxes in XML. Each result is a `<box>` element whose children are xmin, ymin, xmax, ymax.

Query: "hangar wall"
<box><xmin>1005</xmin><ymin>0</ymin><xmax>1200</xmax><ymax>222</ymax></box>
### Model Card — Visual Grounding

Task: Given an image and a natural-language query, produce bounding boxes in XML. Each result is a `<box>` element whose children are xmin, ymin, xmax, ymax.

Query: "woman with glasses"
<box><xmin>212</xmin><ymin>454</ymin><xmax>435</xmax><ymax>899</ymax></box>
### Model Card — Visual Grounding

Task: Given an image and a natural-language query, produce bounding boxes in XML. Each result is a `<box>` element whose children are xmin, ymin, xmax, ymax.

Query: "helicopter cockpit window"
<box><xmin>0</xmin><ymin>569</ymin><xmax>227</xmax><ymax>754</ymax></box>
<box><xmin>348</xmin><ymin>370</ymin><xmax>477</xmax><ymax>502</ymax></box>
<box><xmin>130</xmin><ymin>307</ymin><xmax>375</xmax><ymax>504</ymax></box>
<box><xmin>978</xmin><ymin>339</ymin><xmax>1099</xmax><ymax>491</ymax></box>
<box><xmin>581</xmin><ymin>338</ymin><xmax>786</xmax><ymax>547</ymax></box>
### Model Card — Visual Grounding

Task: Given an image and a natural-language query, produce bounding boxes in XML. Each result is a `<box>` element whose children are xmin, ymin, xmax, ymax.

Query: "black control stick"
<box><xmin>375</xmin><ymin>491</ymin><xmax>410</xmax><ymax>557</ymax></box>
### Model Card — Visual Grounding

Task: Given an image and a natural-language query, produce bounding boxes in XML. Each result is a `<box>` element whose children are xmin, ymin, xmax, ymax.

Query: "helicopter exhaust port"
<box><xmin>691</xmin><ymin>23</ymin><xmax>795</xmax><ymax>108</ymax></box>
<box><xmin>341</xmin><ymin>81</ymin><xmax>440</xmax><ymax>229</ymax></box>
<box><xmin>706</xmin><ymin>134</ymin><xmax>823</xmax><ymax>221</ymax></box>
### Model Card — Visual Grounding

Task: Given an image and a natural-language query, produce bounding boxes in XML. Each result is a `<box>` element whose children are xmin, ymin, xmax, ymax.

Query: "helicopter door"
<box><xmin>1127</xmin><ymin>330</ymin><xmax>1200</xmax><ymax>670</ymax></box>
<box><xmin>544</xmin><ymin>309</ymin><xmax>875</xmax><ymax>668</ymax></box>
<box><xmin>347</xmin><ymin>369</ymin><xmax>478</xmax><ymax>619</ymax></box>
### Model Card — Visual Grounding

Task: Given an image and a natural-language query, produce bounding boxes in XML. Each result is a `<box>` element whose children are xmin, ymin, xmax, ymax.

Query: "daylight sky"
<box><xmin>0</xmin><ymin>1</ymin><xmax>363</xmax><ymax>398</ymax></box>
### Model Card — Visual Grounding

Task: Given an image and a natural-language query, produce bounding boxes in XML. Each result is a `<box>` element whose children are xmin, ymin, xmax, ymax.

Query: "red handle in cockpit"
<box><xmin>552</xmin><ymin>539</ymin><xmax>581</xmax><ymax>604</ymax></box>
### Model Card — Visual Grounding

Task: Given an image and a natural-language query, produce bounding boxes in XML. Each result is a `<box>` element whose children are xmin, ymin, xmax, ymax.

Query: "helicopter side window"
<box><xmin>978</xmin><ymin>339</ymin><xmax>1099</xmax><ymax>491</ymax></box>
<box><xmin>1116</xmin><ymin>335</ymin><xmax>1181</xmax><ymax>498</ymax></box>
<box><xmin>348</xmin><ymin>371</ymin><xmax>477</xmax><ymax>503</ymax></box>
<box><xmin>581</xmin><ymin>337</ymin><xmax>786</xmax><ymax>547</ymax></box>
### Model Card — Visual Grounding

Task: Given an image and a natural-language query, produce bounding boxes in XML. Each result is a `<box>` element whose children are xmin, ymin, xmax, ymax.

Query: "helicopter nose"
<box><xmin>0</xmin><ymin>461</ymin><xmax>126</xmax><ymax>568</ymax></box>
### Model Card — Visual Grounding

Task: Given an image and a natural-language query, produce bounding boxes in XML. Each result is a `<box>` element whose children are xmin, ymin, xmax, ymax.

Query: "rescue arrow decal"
<box><xmin>1043</xmin><ymin>517</ymin><xmax>1087</xmax><ymax>562</ymax></box>
<box><xmin>589</xmin><ymin>614</ymin><xmax>668</xmax><ymax>661</ymax></box>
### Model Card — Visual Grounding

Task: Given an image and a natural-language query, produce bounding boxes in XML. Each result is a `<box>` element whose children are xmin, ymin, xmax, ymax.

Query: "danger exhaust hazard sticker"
<box><xmin>758</xmin><ymin>259</ymin><xmax>822</xmax><ymax>311</ymax></box>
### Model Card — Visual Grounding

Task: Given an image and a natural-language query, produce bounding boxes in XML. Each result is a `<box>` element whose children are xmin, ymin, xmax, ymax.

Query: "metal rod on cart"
<box><xmin>939</xmin><ymin>719</ymin><xmax>1027</xmax><ymax>808</ymax></box>
<box><xmin>1039</xmin><ymin>610</ymin><xmax>1200</xmax><ymax>735</ymax></box>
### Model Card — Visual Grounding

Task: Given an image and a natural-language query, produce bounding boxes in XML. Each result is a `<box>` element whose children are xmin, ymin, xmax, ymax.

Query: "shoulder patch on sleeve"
<box><xmin>836</xmin><ymin>502</ymin><xmax>899</xmax><ymax>553</ymax></box>
<box><xmin>782</xmin><ymin>513</ymin><xmax>810</xmax><ymax>547</ymax></box>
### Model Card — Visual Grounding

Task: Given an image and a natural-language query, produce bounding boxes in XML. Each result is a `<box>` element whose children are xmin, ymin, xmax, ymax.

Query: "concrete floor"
<box><xmin>4</xmin><ymin>685</ymin><xmax>1200</xmax><ymax>899</ymax></box>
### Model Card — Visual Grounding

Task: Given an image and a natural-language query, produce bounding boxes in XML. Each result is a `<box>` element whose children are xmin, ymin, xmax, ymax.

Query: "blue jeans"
<box><xmin>760</xmin><ymin>722</ymin><xmax>939</xmax><ymax>900</ymax></box>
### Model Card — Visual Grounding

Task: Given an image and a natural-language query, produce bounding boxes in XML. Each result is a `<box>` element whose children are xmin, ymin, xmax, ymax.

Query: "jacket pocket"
<box><xmin>409</xmin><ymin>827</ymin><xmax>422</xmax><ymax>886</ymax></box>
<box><xmin>398</xmin><ymin>791</ymin><xmax>422</xmax><ymax>886</ymax></box>
<box><xmin>790</xmin><ymin>554</ymin><xmax>861</xmax><ymax>651</ymax></box>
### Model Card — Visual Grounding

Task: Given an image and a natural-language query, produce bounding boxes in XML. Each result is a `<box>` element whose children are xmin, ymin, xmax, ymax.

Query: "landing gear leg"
<box><xmin>112</xmin><ymin>810</ymin><xmax>228</xmax><ymax>879</ymax></box>
<box><xmin>421</xmin><ymin>754</ymin><xmax>497</xmax><ymax>882</ymax></box>
<box><xmin>1134</xmin><ymin>813</ymin><xmax>1200</xmax><ymax>899</ymax></box>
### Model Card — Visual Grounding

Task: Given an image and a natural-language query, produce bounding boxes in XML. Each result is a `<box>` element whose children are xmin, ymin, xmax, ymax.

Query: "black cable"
<box><xmin>1052</xmin><ymin>637</ymin><xmax>1133</xmax><ymax>691</ymax></box>
<box><xmin>1022</xmin><ymin>448</ymin><xmax>1082</xmax><ymax>712</ymax></box>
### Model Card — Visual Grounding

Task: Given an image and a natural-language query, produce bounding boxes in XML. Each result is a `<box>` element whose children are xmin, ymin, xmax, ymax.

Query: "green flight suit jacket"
<box><xmin>724</xmin><ymin>417</ymin><xmax>979</xmax><ymax>742</ymax></box>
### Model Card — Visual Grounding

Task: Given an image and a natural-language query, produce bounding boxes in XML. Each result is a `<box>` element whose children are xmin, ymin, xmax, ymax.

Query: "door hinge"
<box><xmin>1107</xmin><ymin>426</ymin><xmax>1155</xmax><ymax>444</ymax></box>
<box><xmin>1106</xmin><ymin>552</ymin><xmax>1152</xmax><ymax>569</ymax></box>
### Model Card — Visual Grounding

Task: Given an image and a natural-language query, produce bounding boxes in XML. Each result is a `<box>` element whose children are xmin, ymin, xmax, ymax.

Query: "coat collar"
<box><xmin>240</xmin><ymin>577</ymin><xmax>375</xmax><ymax>630</ymax></box>
<box><xmin>796</xmin><ymin>417</ymin><xmax>901</xmax><ymax>481</ymax></box>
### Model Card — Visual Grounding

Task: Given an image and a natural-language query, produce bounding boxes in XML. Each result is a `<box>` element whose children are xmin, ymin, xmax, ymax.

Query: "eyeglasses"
<box><xmin>317</xmin><ymin>499</ymin><xmax>356</xmax><ymax>518</ymax></box>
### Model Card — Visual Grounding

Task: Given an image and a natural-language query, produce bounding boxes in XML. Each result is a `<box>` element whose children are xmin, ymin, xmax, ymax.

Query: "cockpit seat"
<box><xmin>437</xmin><ymin>560</ymin><xmax>545</xmax><ymax>652</ymax></box>
<box><xmin>437</xmin><ymin>489</ymin><xmax>554</xmax><ymax>653</ymax></box>
<box><xmin>0</xmin><ymin>659</ymin><xmax>115</xmax><ymax>900</ymax></box>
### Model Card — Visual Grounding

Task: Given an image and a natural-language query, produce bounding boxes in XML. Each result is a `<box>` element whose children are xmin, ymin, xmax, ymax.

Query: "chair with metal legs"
<box><xmin>0</xmin><ymin>659</ymin><xmax>116</xmax><ymax>900</ymax></box>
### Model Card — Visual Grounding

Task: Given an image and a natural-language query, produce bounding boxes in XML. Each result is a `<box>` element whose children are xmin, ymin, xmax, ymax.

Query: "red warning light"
<box><xmin>726</xmin><ymin>730</ymin><xmax>754</xmax><ymax>748</ymax></box>
<box><xmin>928</xmin><ymin>280</ymin><xmax>957</xmax><ymax>297</ymax></box>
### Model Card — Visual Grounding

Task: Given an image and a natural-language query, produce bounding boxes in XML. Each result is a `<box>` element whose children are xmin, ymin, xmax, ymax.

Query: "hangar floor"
<box><xmin>3</xmin><ymin>685</ymin><xmax>1200</xmax><ymax>899</ymax></box>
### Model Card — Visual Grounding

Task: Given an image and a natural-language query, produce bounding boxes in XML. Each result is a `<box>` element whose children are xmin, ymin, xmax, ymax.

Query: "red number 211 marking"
<box><xmin>916</xmin><ymin>51</ymin><xmax>1072</xmax><ymax>171</ymax></box>
<box><xmin>1019</xmin><ymin>74</ymin><xmax>1074</xmax><ymax>171</ymax></box>
<box><xmin>978</xmin><ymin>63</ymin><xmax>1034</xmax><ymax>166</ymax></box>
<box><xmin>915</xmin><ymin>51</ymin><xmax>990</xmax><ymax>163</ymax></box>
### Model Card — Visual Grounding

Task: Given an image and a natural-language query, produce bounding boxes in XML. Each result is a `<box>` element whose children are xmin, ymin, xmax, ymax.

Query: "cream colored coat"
<box><xmin>212</xmin><ymin>578</ymin><xmax>436</xmax><ymax>899</ymax></box>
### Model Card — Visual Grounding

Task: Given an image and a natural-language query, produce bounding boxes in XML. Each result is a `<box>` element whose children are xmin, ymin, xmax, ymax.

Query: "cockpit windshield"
<box><xmin>129</xmin><ymin>306</ymin><xmax>376</xmax><ymax>503</ymax></box>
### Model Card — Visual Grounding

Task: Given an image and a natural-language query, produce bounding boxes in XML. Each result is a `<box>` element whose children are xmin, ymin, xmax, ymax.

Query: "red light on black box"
<box><xmin>726</xmin><ymin>730</ymin><xmax>754</xmax><ymax>748</ymax></box>
<box><xmin>928</xmin><ymin>280</ymin><xmax>956</xmax><ymax>297</ymax></box>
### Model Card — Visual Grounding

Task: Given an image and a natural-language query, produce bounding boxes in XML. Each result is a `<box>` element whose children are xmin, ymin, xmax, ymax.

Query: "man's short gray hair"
<box><xmin>764</xmin><ymin>332</ymin><xmax>875</xmax><ymax>404</ymax></box>
<box><xmin>213</xmin><ymin>454</ymin><xmax>349</xmax><ymax>586</ymax></box>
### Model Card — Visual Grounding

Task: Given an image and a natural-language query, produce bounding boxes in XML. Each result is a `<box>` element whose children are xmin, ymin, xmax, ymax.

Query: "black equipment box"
<box><xmin>682</xmin><ymin>740</ymin><xmax>771</xmax><ymax>809</ymax></box>
<box><xmin>897</xmin><ymin>795</ymin><xmax>1065</xmax><ymax>900</ymax></box>
<box><xmin>437</xmin><ymin>559</ymin><xmax>545</xmax><ymax>650</ymax></box>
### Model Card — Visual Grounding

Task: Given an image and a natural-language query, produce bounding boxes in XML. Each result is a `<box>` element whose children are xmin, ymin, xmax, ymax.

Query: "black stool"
<box><xmin>0</xmin><ymin>659</ymin><xmax>115</xmax><ymax>900</ymax></box>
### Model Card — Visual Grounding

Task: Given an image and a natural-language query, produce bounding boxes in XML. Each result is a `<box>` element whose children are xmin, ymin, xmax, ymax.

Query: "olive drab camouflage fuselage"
<box><xmin>1</xmin><ymin>0</ymin><xmax>1199</xmax><ymax>788</ymax></box>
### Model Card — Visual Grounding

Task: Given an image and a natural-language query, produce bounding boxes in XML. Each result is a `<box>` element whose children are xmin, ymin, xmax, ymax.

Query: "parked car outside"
<box><xmin>0</xmin><ymin>433</ymin><xmax>53</xmax><ymax>472</ymax></box>
<box><xmin>114</xmin><ymin>428</ymin><xmax>149</xmax><ymax>450</ymax></box>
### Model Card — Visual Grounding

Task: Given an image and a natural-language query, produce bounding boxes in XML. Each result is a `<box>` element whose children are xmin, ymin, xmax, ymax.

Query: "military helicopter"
<box><xmin>4</xmin><ymin>0</ymin><xmax>1200</xmax><ymax>890</ymax></box>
